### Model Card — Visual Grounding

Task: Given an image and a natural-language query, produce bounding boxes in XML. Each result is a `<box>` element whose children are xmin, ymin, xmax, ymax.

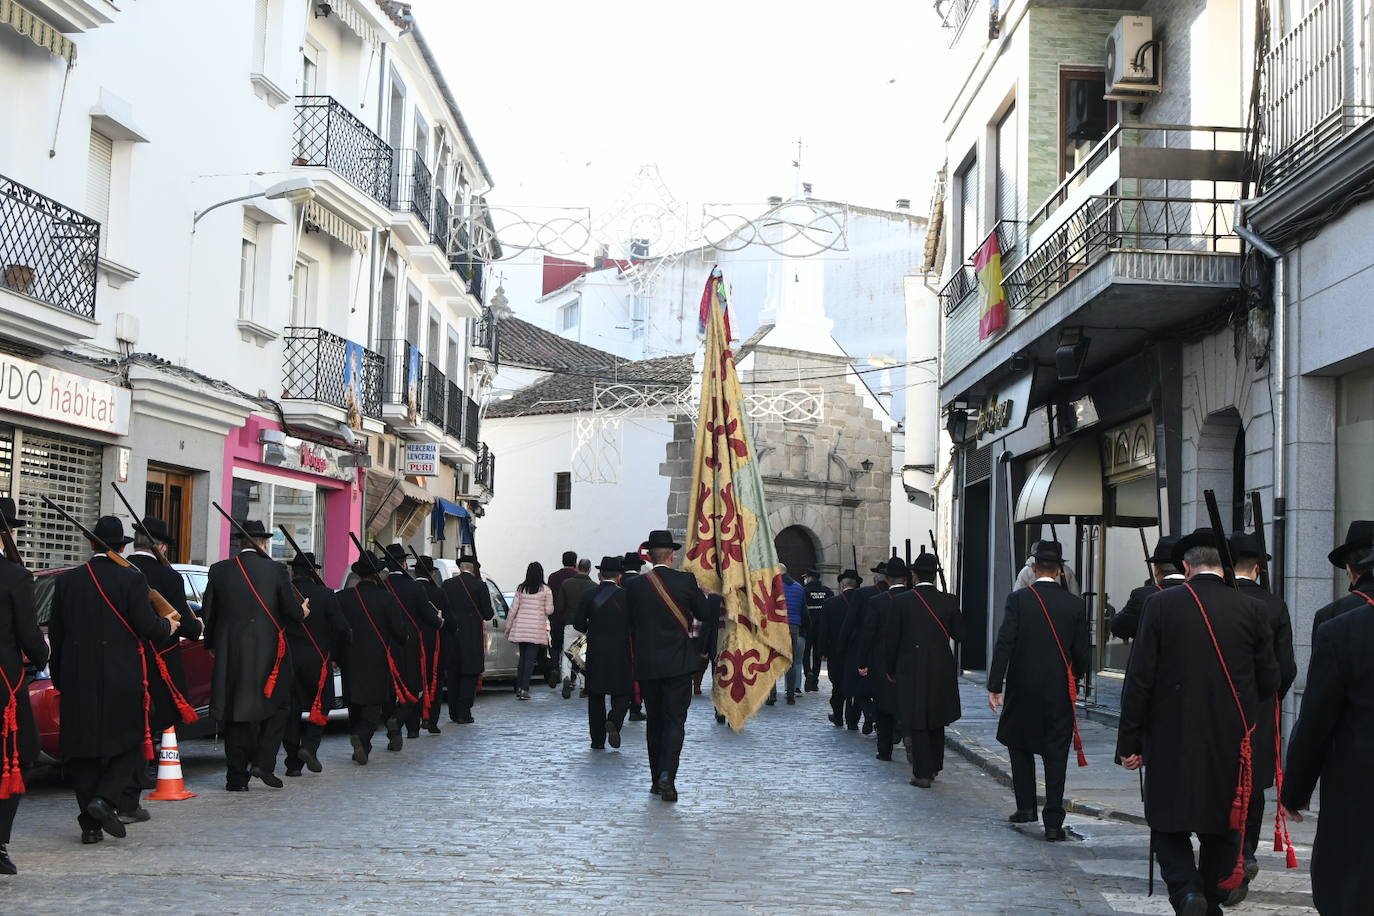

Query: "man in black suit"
<box><xmin>838</xmin><ymin>562</ymin><xmax>889</xmax><ymax>732</ymax></box>
<box><xmin>412</xmin><ymin>555</ymin><xmax>449</xmax><ymax>734</ymax></box>
<box><xmin>623</xmin><ymin>530</ymin><xmax>709</xmax><ymax>802</ymax></box>
<box><xmin>50</xmin><ymin>516</ymin><xmax>177</xmax><ymax>842</ymax></box>
<box><xmin>0</xmin><ymin>498</ymin><xmax>48</xmax><ymax>871</ymax></box>
<box><xmin>859</xmin><ymin>557</ymin><xmax>909</xmax><ymax>762</ymax></box>
<box><xmin>283</xmin><ymin>551</ymin><xmax>351</xmax><ymax>777</ymax></box>
<box><xmin>120</xmin><ymin>517</ymin><xmax>200</xmax><ymax>823</ymax></box>
<box><xmin>621</xmin><ymin>551</ymin><xmax>647</xmax><ymax>722</ymax></box>
<box><xmin>378</xmin><ymin>544</ymin><xmax>439</xmax><ymax>745</ymax></box>
<box><xmin>573</xmin><ymin>557</ymin><xmax>634</xmax><ymax>750</ymax></box>
<box><xmin>1310</xmin><ymin>520</ymin><xmax>1374</xmax><ymax>642</ymax></box>
<box><xmin>1282</xmin><ymin>545</ymin><xmax>1374</xmax><ymax>916</ymax></box>
<box><xmin>336</xmin><ymin>554</ymin><xmax>411</xmax><ymax>764</ymax></box>
<box><xmin>1117</xmin><ymin>529</ymin><xmax>1279</xmax><ymax>915</ymax></box>
<box><xmin>800</xmin><ymin>570</ymin><xmax>831</xmax><ymax>693</ymax></box>
<box><xmin>203</xmin><ymin>519</ymin><xmax>305</xmax><ymax>791</ymax></box>
<box><xmin>1109</xmin><ymin>535</ymin><xmax>1184</xmax><ymax>641</ymax></box>
<box><xmin>438</xmin><ymin>550</ymin><xmax>493</xmax><ymax>723</ymax></box>
<box><xmin>988</xmin><ymin>540</ymin><xmax>1089</xmax><ymax>843</ymax></box>
<box><xmin>887</xmin><ymin>552</ymin><xmax>963</xmax><ymax>788</ymax></box>
<box><xmin>1228</xmin><ymin>531</ymin><xmax>1296</xmax><ymax>892</ymax></box>
<box><xmin>818</xmin><ymin>569</ymin><xmax>860</xmax><ymax>727</ymax></box>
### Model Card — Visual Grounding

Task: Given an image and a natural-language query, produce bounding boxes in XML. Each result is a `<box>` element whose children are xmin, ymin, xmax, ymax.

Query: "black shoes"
<box><xmin>284</xmin><ymin>767</ymin><xmax>303</xmax><ymax>778</ymax></box>
<box><xmin>785</xmin><ymin>691</ymin><xmax>796</xmax><ymax>705</ymax></box>
<box><xmin>85</xmin><ymin>798</ymin><xmax>126</xmax><ymax>839</ymax></box>
<box><xmin>350</xmin><ymin>735</ymin><xmax>369</xmax><ymax>765</ymax></box>
<box><xmin>544</xmin><ymin>669</ymin><xmax>560</xmax><ymax>688</ymax></box>
<box><xmin>909</xmin><ymin>777</ymin><xmax>933</xmax><ymax>789</ymax></box>
<box><xmin>80</xmin><ymin>829</ymin><xmax>103</xmax><ymax>845</ymax></box>
<box><xmin>606</xmin><ymin>720</ymin><xmax>622</xmax><ymax>749</ymax></box>
<box><xmin>515</xmin><ymin>689</ymin><xmax>530</xmax><ymax>701</ymax></box>
<box><xmin>765</xmin><ymin>693</ymin><xmax>777</xmax><ymax>706</ymax></box>
<box><xmin>861</xmin><ymin>720</ymin><xmax>874</xmax><ymax>735</ymax></box>
<box><xmin>715</xmin><ymin>712</ymin><xmax>726</xmax><ymax>724</ymax></box>
<box><xmin>628</xmin><ymin>708</ymin><xmax>645</xmax><ymax>722</ymax></box>
<box><xmin>0</xmin><ymin>844</ymin><xmax>16</xmax><ymax>875</ymax></box>
<box><xmin>650</xmin><ymin>780</ymin><xmax>662</xmax><ymax>796</ymax></box>
<box><xmin>657</xmin><ymin>772</ymin><xmax>678</xmax><ymax>802</ymax></box>
<box><xmin>251</xmin><ymin>767</ymin><xmax>284</xmax><ymax>788</ymax></box>
<box><xmin>456</xmin><ymin>715</ymin><xmax>475</xmax><ymax>724</ymax></box>
<box><xmin>561</xmin><ymin>678</ymin><xmax>574</xmax><ymax>699</ymax></box>
<box><xmin>406</xmin><ymin>730</ymin><xmax>421</xmax><ymax>740</ymax></box>
<box><xmin>426</xmin><ymin>724</ymin><xmax>441</xmax><ymax>735</ymax></box>
<box><xmin>876</xmin><ymin>753</ymin><xmax>893</xmax><ymax>762</ymax></box>
<box><xmin>117</xmin><ymin>807</ymin><xmax>151</xmax><ymax>824</ymax></box>
<box><xmin>298</xmin><ymin>747</ymin><xmax>323</xmax><ymax>773</ymax></box>
<box><xmin>1179</xmin><ymin>892</ymin><xmax>1207</xmax><ymax>916</ymax></box>
<box><xmin>225</xmin><ymin>783</ymin><xmax>249</xmax><ymax>792</ymax></box>
<box><xmin>590</xmin><ymin>743</ymin><xmax>604</xmax><ymax>750</ymax></box>
<box><xmin>1044</xmin><ymin>827</ymin><xmax>1067</xmax><ymax>842</ymax></box>
<box><xmin>1008</xmin><ymin>810</ymin><xmax>1037</xmax><ymax>823</ymax></box>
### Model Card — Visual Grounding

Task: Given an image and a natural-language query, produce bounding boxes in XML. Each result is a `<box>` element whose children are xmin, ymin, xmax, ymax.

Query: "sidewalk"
<box><xmin>944</xmin><ymin>675</ymin><xmax>1319</xmax><ymax>844</ymax></box>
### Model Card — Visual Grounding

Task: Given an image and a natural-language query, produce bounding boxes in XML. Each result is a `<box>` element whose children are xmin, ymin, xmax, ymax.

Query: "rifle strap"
<box><xmin>1027</xmin><ymin>585</ymin><xmax>1087</xmax><ymax>768</ymax></box>
<box><xmin>87</xmin><ymin>562</ymin><xmax>155</xmax><ymax>762</ymax></box>
<box><xmin>236</xmin><ymin>557</ymin><xmax>287</xmax><ymax>701</ymax></box>
<box><xmin>910</xmin><ymin>587</ymin><xmax>951</xmax><ymax>642</ymax></box>
<box><xmin>290</xmin><ymin>580</ymin><xmax>333</xmax><ymax>726</ymax></box>
<box><xmin>354</xmin><ymin>587</ymin><xmax>416</xmax><ymax>703</ymax></box>
<box><xmin>647</xmin><ymin>569</ymin><xmax>691</xmax><ymax>633</ymax></box>
<box><xmin>382</xmin><ymin>575</ymin><xmax>429</xmax><ymax>716</ymax></box>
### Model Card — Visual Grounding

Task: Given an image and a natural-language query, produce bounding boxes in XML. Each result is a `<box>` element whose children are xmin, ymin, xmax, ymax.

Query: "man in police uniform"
<box><xmin>800</xmin><ymin>569</ymin><xmax>831</xmax><ymax>692</ymax></box>
<box><xmin>623</xmin><ymin>531</ymin><xmax>709</xmax><ymax>802</ymax></box>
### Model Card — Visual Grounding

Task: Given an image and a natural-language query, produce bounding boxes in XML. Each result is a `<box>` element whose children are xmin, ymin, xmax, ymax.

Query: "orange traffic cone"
<box><xmin>146</xmin><ymin>727</ymin><xmax>196</xmax><ymax>801</ymax></box>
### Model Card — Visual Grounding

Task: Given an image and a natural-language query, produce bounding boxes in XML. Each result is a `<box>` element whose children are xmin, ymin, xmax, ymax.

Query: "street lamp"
<box><xmin>192</xmin><ymin>177</ymin><xmax>317</xmax><ymax>230</ymax></box>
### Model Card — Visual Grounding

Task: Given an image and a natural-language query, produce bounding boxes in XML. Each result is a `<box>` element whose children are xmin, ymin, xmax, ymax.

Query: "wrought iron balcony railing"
<box><xmin>293</xmin><ymin>96</ymin><xmax>394</xmax><ymax>207</ymax></box>
<box><xmin>445</xmin><ymin>379</ymin><xmax>464</xmax><ymax>439</ymax></box>
<box><xmin>1261</xmin><ymin>0</ymin><xmax>1374</xmax><ymax>186</ymax></box>
<box><xmin>378</xmin><ymin>338</ymin><xmax>425</xmax><ymax>423</ymax></box>
<box><xmin>471</xmin><ymin>308</ymin><xmax>499</xmax><ymax>363</ymax></box>
<box><xmin>469</xmin><ymin>256</ymin><xmax>485</xmax><ymax>301</ymax></box>
<box><xmin>0</xmin><ymin>176</ymin><xmax>99</xmax><ymax>318</ymax></box>
<box><xmin>391</xmin><ymin>148</ymin><xmax>432</xmax><ymax>232</ymax></box>
<box><xmin>451</xmin><ymin>223</ymin><xmax>472</xmax><ymax>283</ymax></box>
<box><xmin>933</xmin><ymin>0</ymin><xmax>977</xmax><ymax>47</ymax></box>
<box><xmin>431</xmin><ymin>190</ymin><xmax>451</xmax><ymax>255</ymax></box>
<box><xmin>938</xmin><ymin>265</ymin><xmax>976</xmax><ymax>316</ymax></box>
<box><xmin>475</xmin><ymin>443</ymin><xmax>495</xmax><ymax>494</ymax></box>
<box><xmin>281</xmin><ymin>327</ymin><xmax>383</xmax><ymax>421</ymax></box>
<box><xmin>423</xmin><ymin>363</ymin><xmax>447</xmax><ymax>428</ymax></box>
<box><xmin>463</xmin><ymin>395</ymin><xmax>480</xmax><ymax>452</ymax></box>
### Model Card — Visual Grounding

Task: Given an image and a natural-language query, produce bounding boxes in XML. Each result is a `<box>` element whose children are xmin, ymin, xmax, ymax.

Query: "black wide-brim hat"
<box><xmin>1228</xmin><ymin>532</ymin><xmax>1271</xmax><ymax>563</ymax></box>
<box><xmin>351</xmin><ymin>554</ymin><xmax>384</xmax><ymax>578</ymax></box>
<box><xmin>837</xmin><ymin>568</ymin><xmax>860</xmax><ymax>583</ymax></box>
<box><xmin>622</xmin><ymin>552</ymin><xmax>645</xmax><ymax>569</ymax></box>
<box><xmin>1329</xmin><ymin>520</ymin><xmax>1374</xmax><ymax>568</ymax></box>
<box><xmin>1171</xmin><ymin>528</ymin><xmax>1221</xmax><ymax>569</ymax></box>
<box><xmin>290</xmin><ymin>551</ymin><xmax>322</xmax><ymax>570</ymax></box>
<box><xmin>1031</xmin><ymin>540</ymin><xmax>1064</xmax><ymax>564</ymax></box>
<box><xmin>383</xmin><ymin>543</ymin><xmax>409</xmax><ymax>563</ymax></box>
<box><xmin>912</xmin><ymin>553</ymin><xmax>939</xmax><ymax>576</ymax></box>
<box><xmin>238</xmin><ymin>519</ymin><xmax>269</xmax><ymax>539</ymax></box>
<box><xmin>644</xmin><ymin>529</ymin><xmax>681</xmax><ymax>550</ymax></box>
<box><xmin>1148</xmin><ymin>535</ymin><xmax>1179</xmax><ymax>564</ymax></box>
<box><xmin>93</xmin><ymin>515</ymin><xmax>134</xmax><ymax>546</ymax></box>
<box><xmin>0</xmin><ymin>497</ymin><xmax>26</xmax><ymax>528</ymax></box>
<box><xmin>869</xmin><ymin>560</ymin><xmax>888</xmax><ymax>574</ymax></box>
<box><xmin>884</xmin><ymin>557</ymin><xmax>909</xmax><ymax>578</ymax></box>
<box><xmin>596</xmin><ymin>555</ymin><xmax>622</xmax><ymax>573</ymax></box>
<box><xmin>137</xmin><ymin>516</ymin><xmax>176</xmax><ymax>545</ymax></box>
<box><xmin>415</xmin><ymin>554</ymin><xmax>439</xmax><ymax>573</ymax></box>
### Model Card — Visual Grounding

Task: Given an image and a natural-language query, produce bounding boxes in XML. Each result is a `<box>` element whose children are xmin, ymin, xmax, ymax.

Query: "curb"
<box><xmin>944</xmin><ymin>727</ymin><xmax>1149</xmax><ymax>827</ymax></box>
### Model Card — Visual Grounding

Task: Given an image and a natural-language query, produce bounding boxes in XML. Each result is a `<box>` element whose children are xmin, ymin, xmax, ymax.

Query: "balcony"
<box><xmin>379</xmin><ymin>338</ymin><xmax>439</xmax><ymax>443</ymax></box>
<box><xmin>475</xmin><ymin>443</ymin><xmax>495</xmax><ymax>496</ymax></box>
<box><xmin>444</xmin><ymin>379</ymin><xmax>464</xmax><ymax>441</ymax></box>
<box><xmin>431</xmin><ymin>191</ymin><xmax>451</xmax><ymax>257</ymax></box>
<box><xmin>939</xmin><ymin>123</ymin><xmax>1247</xmax><ymax>405</ymax></box>
<box><xmin>0</xmin><ymin>175</ymin><xmax>100</xmax><ymax>350</ymax></box>
<box><xmin>463</xmin><ymin>395</ymin><xmax>480</xmax><ymax>453</ymax></box>
<box><xmin>933</xmin><ymin>0</ymin><xmax>978</xmax><ymax>47</ymax></box>
<box><xmin>423</xmin><ymin>364</ymin><xmax>446</xmax><ymax>428</ymax></box>
<box><xmin>280</xmin><ymin>327</ymin><xmax>384</xmax><ymax>435</ymax></box>
<box><xmin>470</xmin><ymin>308</ymin><xmax>500</xmax><ymax>365</ymax></box>
<box><xmin>390</xmin><ymin>148</ymin><xmax>433</xmax><ymax>246</ymax></box>
<box><xmin>292</xmin><ymin>96</ymin><xmax>393</xmax><ymax>227</ymax></box>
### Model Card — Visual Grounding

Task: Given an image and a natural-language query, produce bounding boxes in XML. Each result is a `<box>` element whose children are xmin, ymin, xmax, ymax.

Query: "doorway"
<box><xmin>774</xmin><ymin>525</ymin><xmax>818</xmax><ymax>579</ymax></box>
<box><xmin>146</xmin><ymin>465</ymin><xmax>193</xmax><ymax>563</ymax></box>
<box><xmin>961</xmin><ymin>480</ymin><xmax>990</xmax><ymax>669</ymax></box>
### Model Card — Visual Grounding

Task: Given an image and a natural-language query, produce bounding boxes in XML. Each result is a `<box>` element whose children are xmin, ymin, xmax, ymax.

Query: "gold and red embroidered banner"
<box><xmin>683</xmin><ymin>266</ymin><xmax>790</xmax><ymax>729</ymax></box>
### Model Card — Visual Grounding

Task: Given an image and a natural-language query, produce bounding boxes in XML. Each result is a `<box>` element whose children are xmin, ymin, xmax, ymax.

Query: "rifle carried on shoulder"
<box><xmin>111</xmin><ymin>482</ymin><xmax>173</xmax><ymax>568</ymax></box>
<box><xmin>1250</xmin><ymin>491</ymin><xmax>1272</xmax><ymax>592</ymax></box>
<box><xmin>928</xmin><ymin>529</ymin><xmax>948</xmax><ymax>592</ymax></box>
<box><xmin>0</xmin><ymin>506</ymin><xmax>25</xmax><ymax>571</ymax></box>
<box><xmin>41</xmin><ymin>495</ymin><xmax>180</xmax><ymax>621</ymax></box>
<box><xmin>1203</xmin><ymin>489</ymin><xmax>1237</xmax><ymax>588</ymax></box>
<box><xmin>210</xmin><ymin>501</ymin><xmax>308</xmax><ymax>606</ymax></box>
<box><xmin>278</xmin><ymin>524</ymin><xmax>326</xmax><ymax>587</ymax></box>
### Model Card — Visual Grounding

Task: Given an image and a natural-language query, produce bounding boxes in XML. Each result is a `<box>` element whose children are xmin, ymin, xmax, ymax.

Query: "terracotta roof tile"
<box><xmin>489</xmin><ymin>353</ymin><xmax>693</xmax><ymax>419</ymax></box>
<box><xmin>499</xmin><ymin>317</ymin><xmax>620</xmax><ymax>371</ymax></box>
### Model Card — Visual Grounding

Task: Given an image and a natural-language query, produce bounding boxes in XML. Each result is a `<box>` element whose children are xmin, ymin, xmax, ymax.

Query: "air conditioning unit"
<box><xmin>1106</xmin><ymin>16</ymin><xmax>1160</xmax><ymax>95</ymax></box>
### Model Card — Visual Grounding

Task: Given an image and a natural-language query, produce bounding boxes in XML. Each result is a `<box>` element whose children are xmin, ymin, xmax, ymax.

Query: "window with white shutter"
<box><xmin>240</xmin><ymin>218</ymin><xmax>259</xmax><ymax>321</ymax></box>
<box><xmin>253</xmin><ymin>0</ymin><xmax>270</xmax><ymax>71</ymax></box>
<box><xmin>87</xmin><ymin>131</ymin><xmax>113</xmax><ymax>254</ymax></box>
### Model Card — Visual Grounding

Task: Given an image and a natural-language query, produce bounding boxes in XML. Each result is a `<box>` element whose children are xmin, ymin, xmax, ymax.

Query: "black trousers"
<box><xmin>844</xmin><ymin>695</ymin><xmax>873</xmax><ymax>729</ymax></box>
<box><xmin>69</xmin><ymin>746</ymin><xmax>143</xmax><ymax>831</ymax></box>
<box><xmin>348</xmin><ymin>703</ymin><xmax>382</xmax><ymax>751</ymax></box>
<box><xmin>548</xmin><ymin>623</ymin><xmax>566</xmax><ymax>678</ymax></box>
<box><xmin>0</xmin><ymin>795</ymin><xmax>18</xmax><ymax>844</ymax></box>
<box><xmin>1153</xmin><ymin>830</ymin><xmax>1237</xmax><ymax>912</ymax></box>
<box><xmin>1242</xmin><ymin>786</ymin><xmax>1267</xmax><ymax>863</ymax></box>
<box><xmin>803</xmin><ymin>630</ymin><xmax>823</xmax><ymax>684</ymax></box>
<box><xmin>223</xmin><ymin>706</ymin><xmax>291</xmax><ymax>787</ymax></box>
<box><xmin>829</xmin><ymin>686</ymin><xmax>846</xmax><ymax>722</ymax></box>
<box><xmin>908</xmin><ymin>727</ymin><xmax>946</xmax><ymax>779</ymax></box>
<box><xmin>641</xmin><ymin>673</ymin><xmax>693</xmax><ymax>783</ymax></box>
<box><xmin>448</xmin><ymin>673</ymin><xmax>478</xmax><ymax>721</ymax></box>
<box><xmin>1009</xmin><ymin>744</ymin><xmax>1069</xmax><ymax>829</ymax></box>
<box><xmin>284</xmin><ymin>673</ymin><xmax>333</xmax><ymax>770</ymax></box>
<box><xmin>875</xmin><ymin>707</ymin><xmax>896</xmax><ymax>758</ymax></box>
<box><xmin>588</xmin><ymin>693</ymin><xmax>631</xmax><ymax>747</ymax></box>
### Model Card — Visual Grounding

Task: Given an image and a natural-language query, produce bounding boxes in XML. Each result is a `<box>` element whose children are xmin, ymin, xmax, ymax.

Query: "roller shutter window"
<box><xmin>958</xmin><ymin>156</ymin><xmax>979</xmax><ymax>265</ymax></box>
<box><xmin>995</xmin><ymin>104</ymin><xmax>1018</xmax><ymax>256</ymax></box>
<box><xmin>1</xmin><ymin>428</ymin><xmax>105</xmax><ymax>570</ymax></box>
<box><xmin>240</xmin><ymin>218</ymin><xmax>259</xmax><ymax>322</ymax></box>
<box><xmin>88</xmin><ymin>130</ymin><xmax>113</xmax><ymax>255</ymax></box>
<box><xmin>253</xmin><ymin>0</ymin><xmax>270</xmax><ymax>71</ymax></box>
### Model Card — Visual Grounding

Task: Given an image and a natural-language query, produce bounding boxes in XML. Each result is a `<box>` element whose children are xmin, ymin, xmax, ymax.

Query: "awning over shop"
<box><xmin>364</xmin><ymin>468</ymin><xmax>435</xmax><ymax>537</ymax></box>
<box><xmin>304</xmin><ymin>200</ymin><xmax>368</xmax><ymax>252</ymax></box>
<box><xmin>1</xmin><ymin>0</ymin><xmax>75</xmax><ymax>63</ymax></box>
<box><xmin>1013</xmin><ymin>436</ymin><xmax>1103</xmax><ymax>524</ymax></box>
<box><xmin>430</xmin><ymin>497</ymin><xmax>473</xmax><ymax>545</ymax></box>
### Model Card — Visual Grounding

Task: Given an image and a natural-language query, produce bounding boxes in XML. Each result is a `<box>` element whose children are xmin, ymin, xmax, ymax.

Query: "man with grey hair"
<box><xmin>438</xmin><ymin>550</ymin><xmax>494</xmax><ymax>724</ymax></box>
<box><xmin>1117</xmin><ymin>527</ymin><xmax>1279</xmax><ymax>915</ymax></box>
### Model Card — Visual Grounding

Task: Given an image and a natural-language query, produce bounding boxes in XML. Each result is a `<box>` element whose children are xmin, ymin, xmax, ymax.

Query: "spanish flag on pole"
<box><xmin>974</xmin><ymin>231</ymin><xmax>1009</xmax><ymax>340</ymax></box>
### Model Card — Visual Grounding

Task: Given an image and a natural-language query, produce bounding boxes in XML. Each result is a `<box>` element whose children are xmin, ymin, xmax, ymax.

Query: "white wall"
<box><xmin>477</xmin><ymin>413</ymin><xmax>674</xmax><ymax>588</ymax></box>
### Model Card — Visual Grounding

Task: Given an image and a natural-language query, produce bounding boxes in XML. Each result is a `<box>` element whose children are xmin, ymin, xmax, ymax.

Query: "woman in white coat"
<box><xmin>506</xmin><ymin>562</ymin><xmax>554</xmax><ymax>700</ymax></box>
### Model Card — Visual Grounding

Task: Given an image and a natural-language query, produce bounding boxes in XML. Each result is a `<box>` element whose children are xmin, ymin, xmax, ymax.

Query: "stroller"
<box><xmin>560</xmin><ymin>632</ymin><xmax>589</xmax><ymax>698</ymax></box>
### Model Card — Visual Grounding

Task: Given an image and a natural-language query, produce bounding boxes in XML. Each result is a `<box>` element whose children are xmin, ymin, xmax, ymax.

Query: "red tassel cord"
<box><xmin>0</xmin><ymin>666</ymin><xmax>25</xmax><ymax>799</ymax></box>
<box><xmin>152</xmin><ymin>643</ymin><xmax>199</xmax><ymax>723</ymax></box>
<box><xmin>286</xmin><ymin>598</ymin><xmax>333</xmax><ymax>726</ymax></box>
<box><xmin>425</xmin><ymin>635</ymin><xmax>441</xmax><ymax>722</ymax></box>
<box><xmin>355</xmin><ymin>589</ymin><xmax>418</xmax><ymax>704</ymax></box>
<box><xmin>87</xmin><ymin>563</ymin><xmax>155</xmax><ymax>761</ymax></box>
<box><xmin>1271</xmin><ymin>701</ymin><xmax>1299</xmax><ymax>866</ymax></box>
<box><xmin>1028</xmin><ymin>586</ymin><xmax>1089</xmax><ymax>768</ymax></box>
<box><xmin>382</xmin><ymin>578</ymin><xmax>429</xmax><ymax>716</ymax></box>
<box><xmin>236</xmin><ymin>557</ymin><xmax>288</xmax><ymax>701</ymax></box>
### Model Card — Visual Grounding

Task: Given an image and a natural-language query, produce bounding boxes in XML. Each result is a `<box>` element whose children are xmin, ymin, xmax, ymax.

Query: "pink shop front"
<box><xmin>222</xmin><ymin>415</ymin><xmax>363</xmax><ymax>588</ymax></box>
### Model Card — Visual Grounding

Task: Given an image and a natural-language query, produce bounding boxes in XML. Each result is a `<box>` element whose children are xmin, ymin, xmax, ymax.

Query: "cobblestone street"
<box><xmin>0</xmin><ymin>684</ymin><xmax>1317</xmax><ymax>914</ymax></box>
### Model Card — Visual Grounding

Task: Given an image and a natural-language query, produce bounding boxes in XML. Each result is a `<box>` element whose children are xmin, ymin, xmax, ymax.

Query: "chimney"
<box><xmin>767</xmin><ymin>195</ymin><xmax>783</xmax><ymax>207</ymax></box>
<box><xmin>802</xmin><ymin>182</ymin><xmax>813</xmax><ymax>198</ymax></box>
<box><xmin>895</xmin><ymin>198</ymin><xmax>911</xmax><ymax>210</ymax></box>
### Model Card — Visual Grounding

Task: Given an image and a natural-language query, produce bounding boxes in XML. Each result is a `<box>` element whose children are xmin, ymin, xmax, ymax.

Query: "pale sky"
<box><xmin>415</xmin><ymin>0</ymin><xmax>950</xmax><ymax>218</ymax></box>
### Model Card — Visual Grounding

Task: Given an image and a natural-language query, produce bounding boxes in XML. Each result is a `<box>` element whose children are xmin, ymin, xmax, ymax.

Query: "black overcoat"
<box><xmin>861</xmin><ymin>586</ymin><xmax>906</xmax><ymax>713</ymax></box>
<box><xmin>439</xmin><ymin>572</ymin><xmax>494</xmax><ymax>674</ymax></box>
<box><xmin>336</xmin><ymin>582</ymin><xmax>410</xmax><ymax>705</ymax></box>
<box><xmin>886</xmin><ymin>584</ymin><xmax>963</xmax><ymax>732</ymax></box>
<box><xmin>416</xmin><ymin>576</ymin><xmax>448</xmax><ymax>694</ymax></box>
<box><xmin>1109</xmin><ymin>576</ymin><xmax>1186</xmax><ymax>641</ymax></box>
<box><xmin>1311</xmin><ymin>571</ymin><xmax>1374</xmax><ymax>644</ymax></box>
<box><xmin>839</xmin><ymin>583</ymin><xmax>887</xmax><ymax>698</ymax></box>
<box><xmin>1237</xmin><ymin>577</ymin><xmax>1297</xmax><ymax>788</ymax></box>
<box><xmin>50</xmin><ymin>557</ymin><xmax>171</xmax><ymax>759</ymax></box>
<box><xmin>624</xmin><ymin>567</ymin><xmax>708</xmax><ymax>681</ymax></box>
<box><xmin>573</xmin><ymin>581</ymin><xmax>633</xmax><ymax>696</ymax></box>
<box><xmin>0</xmin><ymin>561</ymin><xmax>47</xmax><ymax>766</ymax></box>
<box><xmin>698</xmin><ymin>593</ymin><xmax>724</xmax><ymax>662</ymax></box>
<box><xmin>288</xmin><ymin>578</ymin><xmax>351</xmax><ymax>703</ymax></box>
<box><xmin>1281</xmin><ymin>601</ymin><xmax>1374</xmax><ymax>916</ymax></box>
<box><xmin>1116</xmin><ymin>574</ymin><xmax>1279</xmax><ymax>833</ymax></box>
<box><xmin>203</xmin><ymin>551</ymin><xmax>303</xmax><ymax>723</ymax></box>
<box><xmin>818</xmin><ymin>590</ymin><xmax>853</xmax><ymax>683</ymax></box>
<box><xmin>128</xmin><ymin>552</ymin><xmax>201</xmax><ymax>731</ymax></box>
<box><xmin>381</xmin><ymin>572</ymin><xmax>429</xmax><ymax>698</ymax></box>
<box><xmin>988</xmin><ymin>581</ymin><xmax>1090</xmax><ymax>755</ymax></box>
